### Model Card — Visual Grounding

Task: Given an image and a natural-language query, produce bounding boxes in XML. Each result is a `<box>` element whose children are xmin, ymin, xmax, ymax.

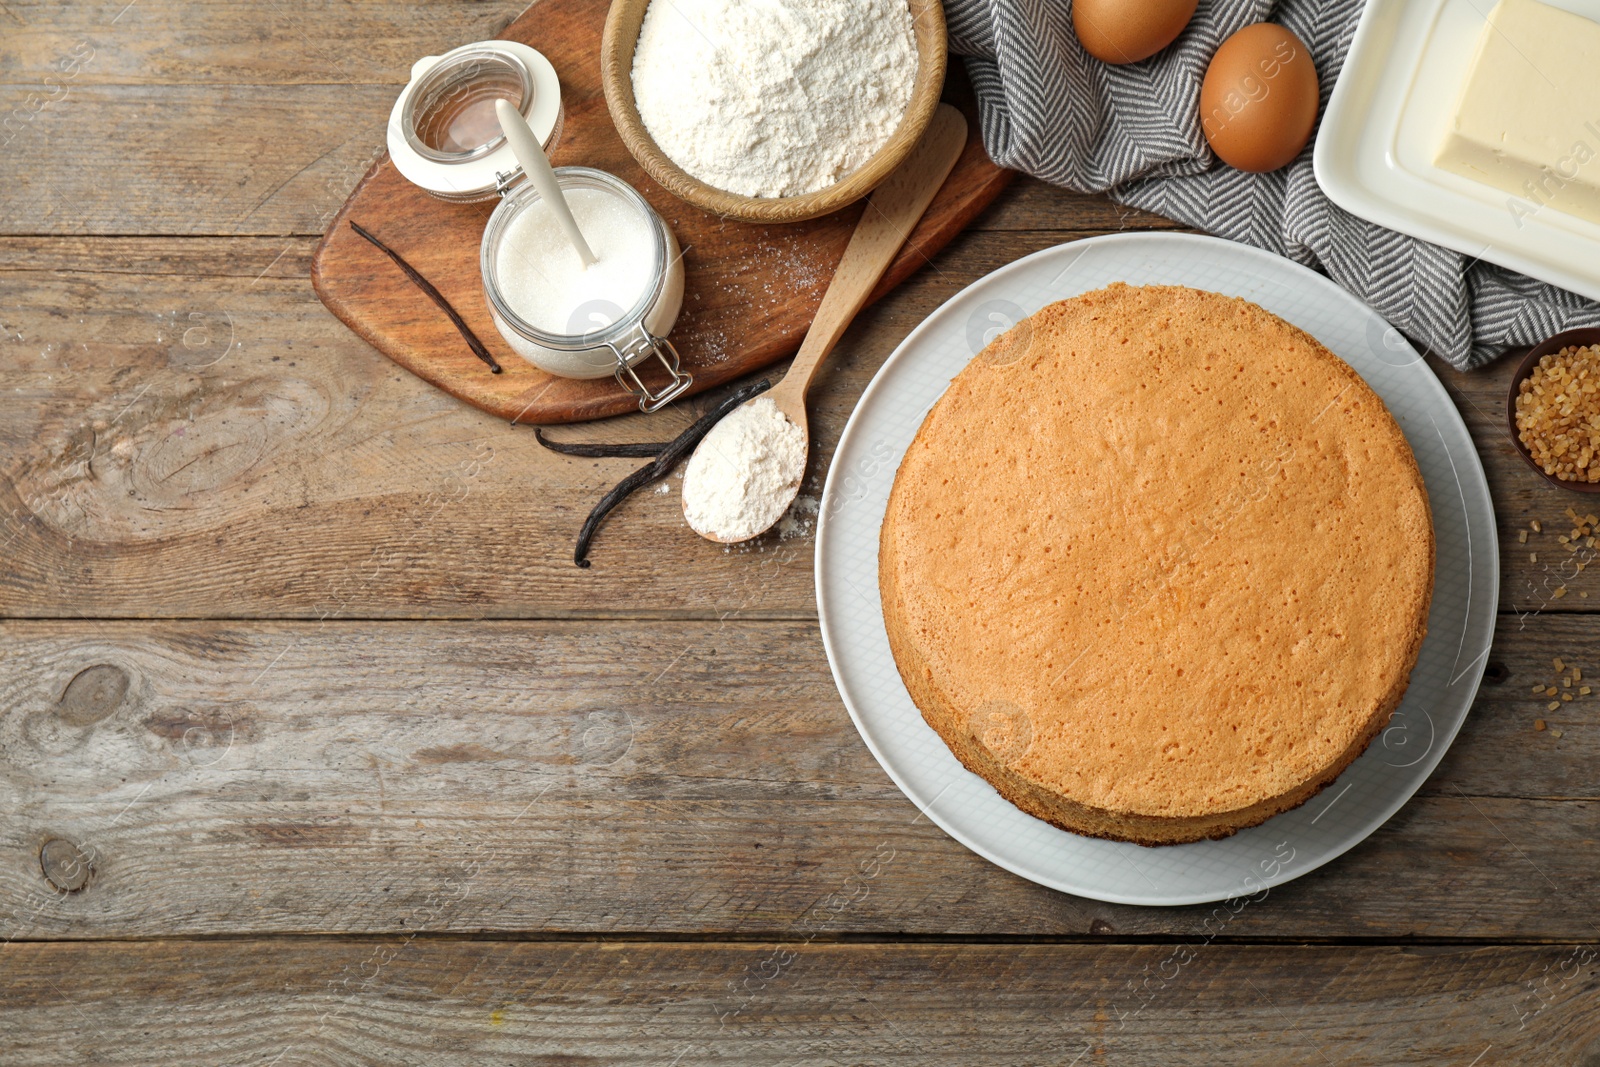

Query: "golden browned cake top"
<box><xmin>881</xmin><ymin>284</ymin><xmax>1434</xmax><ymax>821</ymax></box>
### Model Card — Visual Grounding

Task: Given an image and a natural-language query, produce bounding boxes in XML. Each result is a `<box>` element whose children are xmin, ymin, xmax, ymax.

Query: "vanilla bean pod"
<box><xmin>349</xmin><ymin>220</ymin><xmax>502</xmax><ymax>374</ymax></box>
<box><xmin>533</xmin><ymin>429</ymin><xmax>672</xmax><ymax>458</ymax></box>
<box><xmin>574</xmin><ymin>378</ymin><xmax>772</xmax><ymax>568</ymax></box>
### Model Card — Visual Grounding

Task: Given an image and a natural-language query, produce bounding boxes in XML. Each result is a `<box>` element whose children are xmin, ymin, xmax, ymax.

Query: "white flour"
<box><xmin>631</xmin><ymin>0</ymin><xmax>918</xmax><ymax>198</ymax></box>
<box><xmin>682</xmin><ymin>397</ymin><xmax>807</xmax><ymax>542</ymax></box>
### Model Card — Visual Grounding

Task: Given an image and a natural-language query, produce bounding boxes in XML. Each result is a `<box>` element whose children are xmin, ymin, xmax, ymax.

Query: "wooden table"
<box><xmin>2</xmin><ymin>3</ymin><xmax>1597</xmax><ymax>1063</ymax></box>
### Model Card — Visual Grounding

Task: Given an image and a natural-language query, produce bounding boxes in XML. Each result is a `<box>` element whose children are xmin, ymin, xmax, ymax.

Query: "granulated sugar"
<box><xmin>496</xmin><ymin>187</ymin><xmax>654</xmax><ymax>334</ymax></box>
<box><xmin>631</xmin><ymin>0</ymin><xmax>917</xmax><ymax>198</ymax></box>
<box><xmin>682</xmin><ymin>397</ymin><xmax>806</xmax><ymax>542</ymax></box>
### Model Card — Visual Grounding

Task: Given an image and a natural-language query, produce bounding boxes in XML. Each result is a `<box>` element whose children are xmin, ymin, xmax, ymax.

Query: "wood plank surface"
<box><xmin>0</xmin><ymin>1</ymin><xmax>529</xmax><ymax>85</ymax></box>
<box><xmin>1</xmin><ymin>614</ymin><xmax>1596</xmax><ymax>942</ymax></box>
<box><xmin>0</xmin><ymin>85</ymin><xmax>399</xmax><ymax>237</ymax></box>
<box><xmin>0</xmin><ymin>230</ymin><xmax>1586</xmax><ymax>619</ymax></box>
<box><xmin>2</xmin><ymin>939</ymin><xmax>1597</xmax><ymax>1065</ymax></box>
<box><xmin>6</xmin><ymin>0</ymin><xmax>1600</xmax><ymax>1052</ymax></box>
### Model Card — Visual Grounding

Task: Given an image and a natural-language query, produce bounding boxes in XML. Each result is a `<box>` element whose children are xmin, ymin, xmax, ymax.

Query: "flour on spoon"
<box><xmin>682</xmin><ymin>397</ymin><xmax>806</xmax><ymax>542</ymax></box>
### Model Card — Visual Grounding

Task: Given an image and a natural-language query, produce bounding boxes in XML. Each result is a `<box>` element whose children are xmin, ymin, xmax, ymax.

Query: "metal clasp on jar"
<box><xmin>608</xmin><ymin>324</ymin><xmax>692</xmax><ymax>413</ymax></box>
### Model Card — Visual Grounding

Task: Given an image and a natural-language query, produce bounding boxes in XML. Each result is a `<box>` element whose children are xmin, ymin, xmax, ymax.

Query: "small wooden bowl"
<box><xmin>1506</xmin><ymin>327</ymin><xmax>1600</xmax><ymax>494</ymax></box>
<box><xmin>601</xmin><ymin>0</ymin><xmax>948</xmax><ymax>224</ymax></box>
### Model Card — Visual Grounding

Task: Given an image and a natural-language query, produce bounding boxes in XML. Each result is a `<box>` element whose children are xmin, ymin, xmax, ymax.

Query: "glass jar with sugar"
<box><xmin>479</xmin><ymin>167</ymin><xmax>689</xmax><ymax>411</ymax></box>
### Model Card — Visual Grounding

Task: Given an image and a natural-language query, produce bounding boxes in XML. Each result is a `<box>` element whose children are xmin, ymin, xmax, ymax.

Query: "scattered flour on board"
<box><xmin>631</xmin><ymin>0</ymin><xmax>918</xmax><ymax>198</ymax></box>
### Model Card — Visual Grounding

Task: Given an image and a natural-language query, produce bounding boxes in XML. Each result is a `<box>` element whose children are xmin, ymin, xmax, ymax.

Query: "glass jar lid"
<box><xmin>386</xmin><ymin>41</ymin><xmax>562</xmax><ymax>204</ymax></box>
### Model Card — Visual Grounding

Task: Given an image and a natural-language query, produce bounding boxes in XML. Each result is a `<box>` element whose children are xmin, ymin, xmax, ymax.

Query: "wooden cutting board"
<box><xmin>310</xmin><ymin>0</ymin><xmax>1012</xmax><ymax>425</ymax></box>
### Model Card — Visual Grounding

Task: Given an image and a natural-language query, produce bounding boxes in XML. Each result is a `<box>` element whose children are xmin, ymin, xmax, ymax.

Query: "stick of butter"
<box><xmin>1435</xmin><ymin>0</ymin><xmax>1600</xmax><ymax>228</ymax></box>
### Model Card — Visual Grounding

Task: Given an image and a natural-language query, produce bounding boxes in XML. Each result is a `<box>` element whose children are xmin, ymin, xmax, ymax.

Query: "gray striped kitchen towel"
<box><xmin>945</xmin><ymin>0</ymin><xmax>1600</xmax><ymax>369</ymax></box>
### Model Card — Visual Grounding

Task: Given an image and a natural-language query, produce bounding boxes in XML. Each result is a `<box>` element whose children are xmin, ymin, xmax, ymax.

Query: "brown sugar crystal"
<box><xmin>1516</xmin><ymin>345</ymin><xmax>1600</xmax><ymax>482</ymax></box>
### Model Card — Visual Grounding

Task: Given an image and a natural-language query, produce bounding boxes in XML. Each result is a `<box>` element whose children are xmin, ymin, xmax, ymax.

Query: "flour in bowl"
<box><xmin>630</xmin><ymin>0</ymin><xmax>918</xmax><ymax>198</ymax></box>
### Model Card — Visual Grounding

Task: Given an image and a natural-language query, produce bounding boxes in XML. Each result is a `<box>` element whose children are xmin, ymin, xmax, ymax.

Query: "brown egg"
<box><xmin>1199</xmin><ymin>23</ymin><xmax>1320</xmax><ymax>173</ymax></box>
<box><xmin>1073</xmin><ymin>0</ymin><xmax>1199</xmax><ymax>65</ymax></box>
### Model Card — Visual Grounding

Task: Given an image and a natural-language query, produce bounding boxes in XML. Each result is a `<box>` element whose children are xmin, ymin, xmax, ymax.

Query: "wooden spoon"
<box><xmin>683</xmin><ymin>103</ymin><xmax>969</xmax><ymax>544</ymax></box>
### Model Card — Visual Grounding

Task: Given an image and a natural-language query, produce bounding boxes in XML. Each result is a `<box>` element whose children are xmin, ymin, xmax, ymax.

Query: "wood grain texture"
<box><xmin>0</xmin><ymin>1</ymin><xmax>530</xmax><ymax>86</ymax></box>
<box><xmin>7</xmin><ymin>0</ymin><xmax>1597</xmax><ymax>1052</ymax></box>
<box><xmin>310</xmin><ymin>0</ymin><xmax>1010</xmax><ymax>424</ymax></box>
<box><xmin>0</xmin><ymin>230</ymin><xmax>1589</xmax><ymax>618</ymax></box>
<box><xmin>2</xmin><ymin>939</ymin><xmax>1598</xmax><ymax>1065</ymax></box>
<box><xmin>0</xmin><ymin>85</ymin><xmax>399</xmax><ymax>237</ymax></box>
<box><xmin>0</xmin><ymin>614</ymin><xmax>1595</xmax><ymax>941</ymax></box>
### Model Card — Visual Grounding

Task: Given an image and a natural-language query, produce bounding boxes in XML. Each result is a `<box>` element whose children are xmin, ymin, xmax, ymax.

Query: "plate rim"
<box><xmin>814</xmin><ymin>230</ymin><xmax>1500</xmax><ymax>906</ymax></box>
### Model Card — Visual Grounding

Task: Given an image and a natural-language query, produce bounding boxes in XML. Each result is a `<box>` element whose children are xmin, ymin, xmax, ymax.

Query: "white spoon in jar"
<box><xmin>495</xmin><ymin>97</ymin><xmax>596</xmax><ymax>267</ymax></box>
<box><xmin>682</xmin><ymin>104</ymin><xmax>969</xmax><ymax>544</ymax></box>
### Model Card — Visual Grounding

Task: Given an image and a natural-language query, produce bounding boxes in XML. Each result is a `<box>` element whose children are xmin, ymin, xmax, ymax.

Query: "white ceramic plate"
<box><xmin>815</xmin><ymin>232</ymin><xmax>1498</xmax><ymax>907</ymax></box>
<box><xmin>1314</xmin><ymin>0</ymin><xmax>1600</xmax><ymax>303</ymax></box>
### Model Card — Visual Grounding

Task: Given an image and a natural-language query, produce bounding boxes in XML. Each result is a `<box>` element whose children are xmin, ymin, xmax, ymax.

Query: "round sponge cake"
<box><xmin>879</xmin><ymin>284</ymin><xmax>1434</xmax><ymax>846</ymax></box>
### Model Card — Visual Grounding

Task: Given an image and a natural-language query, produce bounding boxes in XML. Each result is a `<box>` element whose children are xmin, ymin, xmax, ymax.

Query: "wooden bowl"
<box><xmin>601</xmin><ymin>0</ymin><xmax>948</xmax><ymax>224</ymax></box>
<box><xmin>1506</xmin><ymin>327</ymin><xmax>1600</xmax><ymax>494</ymax></box>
